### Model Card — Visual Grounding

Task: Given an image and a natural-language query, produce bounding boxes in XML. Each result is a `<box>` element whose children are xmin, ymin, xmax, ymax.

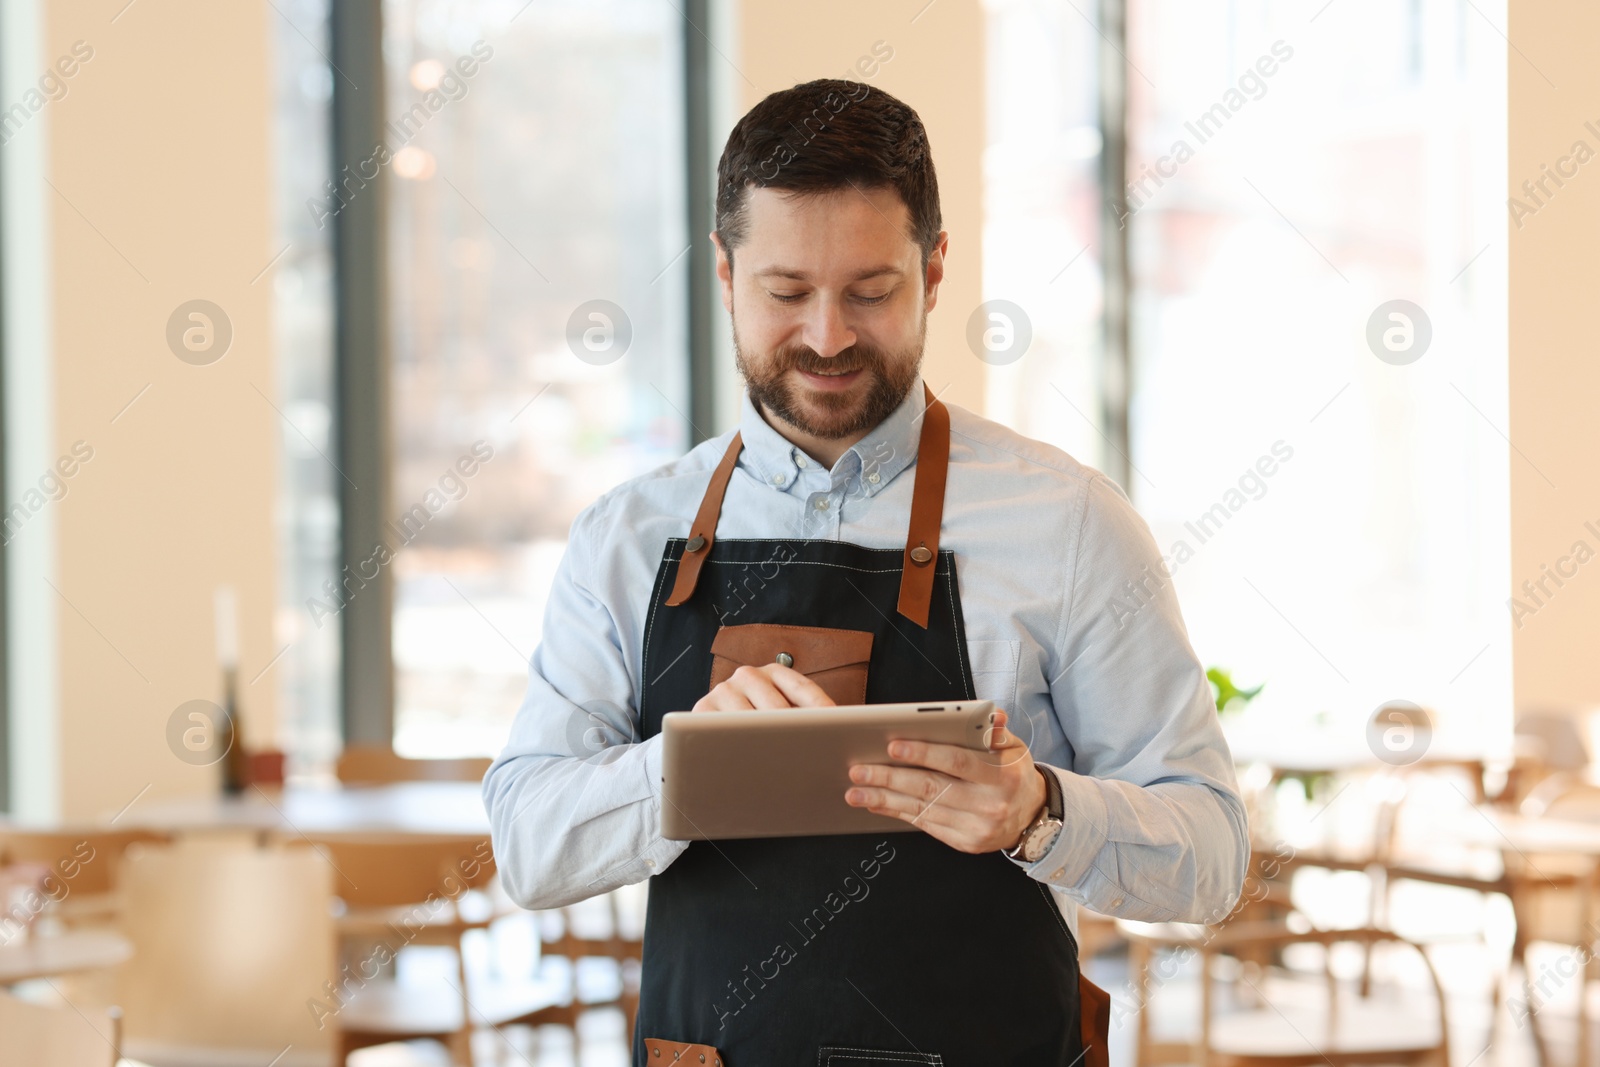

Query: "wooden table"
<box><xmin>108</xmin><ymin>782</ymin><xmax>490</xmax><ymax>840</ymax></box>
<box><xmin>1451</xmin><ymin>808</ymin><xmax>1600</xmax><ymax>855</ymax></box>
<box><xmin>0</xmin><ymin>930</ymin><xmax>132</xmax><ymax>985</ymax></box>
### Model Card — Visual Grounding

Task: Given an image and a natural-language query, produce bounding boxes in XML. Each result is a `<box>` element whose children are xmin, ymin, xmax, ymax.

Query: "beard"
<box><xmin>732</xmin><ymin>314</ymin><xmax>925</xmax><ymax>441</ymax></box>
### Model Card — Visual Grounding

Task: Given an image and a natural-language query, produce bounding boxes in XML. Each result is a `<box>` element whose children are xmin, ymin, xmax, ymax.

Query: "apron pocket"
<box><xmin>709</xmin><ymin>623</ymin><xmax>874</xmax><ymax>706</ymax></box>
<box><xmin>817</xmin><ymin>1048</ymin><xmax>944</xmax><ymax>1066</ymax></box>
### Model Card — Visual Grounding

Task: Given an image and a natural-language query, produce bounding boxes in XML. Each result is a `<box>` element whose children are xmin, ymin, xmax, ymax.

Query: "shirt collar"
<box><xmin>736</xmin><ymin>374</ymin><xmax>926</xmax><ymax>498</ymax></box>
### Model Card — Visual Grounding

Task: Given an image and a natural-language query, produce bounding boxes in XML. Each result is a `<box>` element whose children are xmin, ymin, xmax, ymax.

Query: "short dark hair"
<box><xmin>714</xmin><ymin>79</ymin><xmax>942</xmax><ymax>269</ymax></box>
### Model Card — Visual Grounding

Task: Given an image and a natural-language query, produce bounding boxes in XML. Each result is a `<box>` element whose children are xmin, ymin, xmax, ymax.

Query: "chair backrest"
<box><xmin>0</xmin><ymin>991</ymin><xmax>118</xmax><ymax>1067</ymax></box>
<box><xmin>290</xmin><ymin>833</ymin><xmax>496</xmax><ymax>911</ymax></box>
<box><xmin>335</xmin><ymin>745</ymin><xmax>491</xmax><ymax>785</ymax></box>
<box><xmin>1515</xmin><ymin>711</ymin><xmax>1590</xmax><ymax>773</ymax></box>
<box><xmin>1202</xmin><ymin>926</ymin><xmax>1449</xmax><ymax>1061</ymax></box>
<box><xmin>1521</xmin><ymin>774</ymin><xmax>1600</xmax><ymax>821</ymax></box>
<box><xmin>115</xmin><ymin>837</ymin><xmax>335</xmax><ymax>1058</ymax></box>
<box><xmin>0</xmin><ymin>827</ymin><xmax>169</xmax><ymax>897</ymax></box>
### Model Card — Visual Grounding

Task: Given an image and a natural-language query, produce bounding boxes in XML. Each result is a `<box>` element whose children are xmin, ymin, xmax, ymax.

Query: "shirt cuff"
<box><xmin>1016</xmin><ymin>764</ymin><xmax>1108</xmax><ymax>885</ymax></box>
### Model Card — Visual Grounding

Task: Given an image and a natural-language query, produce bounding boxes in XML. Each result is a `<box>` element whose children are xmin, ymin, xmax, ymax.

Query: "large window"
<box><xmin>984</xmin><ymin>0</ymin><xmax>1510</xmax><ymax>752</ymax></box>
<box><xmin>272</xmin><ymin>0</ymin><xmax>1507</xmax><ymax>767</ymax></box>
<box><xmin>1123</xmin><ymin>0</ymin><xmax>1509</xmax><ymax>750</ymax></box>
<box><xmin>383</xmin><ymin>0</ymin><xmax>690</xmax><ymax>757</ymax></box>
<box><xmin>982</xmin><ymin>0</ymin><xmax>1110</xmax><ymax>466</ymax></box>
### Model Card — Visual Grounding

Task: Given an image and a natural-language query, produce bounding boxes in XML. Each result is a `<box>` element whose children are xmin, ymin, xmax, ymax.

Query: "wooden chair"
<box><xmin>289</xmin><ymin>833</ymin><xmax>567</xmax><ymax>1065</ymax></box>
<box><xmin>0</xmin><ymin>990</ymin><xmax>120</xmax><ymax>1066</ymax></box>
<box><xmin>114</xmin><ymin>837</ymin><xmax>336</xmax><ymax>1065</ymax></box>
<box><xmin>0</xmin><ymin>827</ymin><xmax>169</xmax><ymax>929</ymax></box>
<box><xmin>1497</xmin><ymin>775</ymin><xmax>1600</xmax><ymax>1066</ymax></box>
<box><xmin>1124</xmin><ymin>921</ymin><xmax>1449</xmax><ymax>1067</ymax></box>
<box><xmin>335</xmin><ymin>745</ymin><xmax>492</xmax><ymax>785</ymax></box>
<box><xmin>533</xmin><ymin>883</ymin><xmax>646</xmax><ymax>1042</ymax></box>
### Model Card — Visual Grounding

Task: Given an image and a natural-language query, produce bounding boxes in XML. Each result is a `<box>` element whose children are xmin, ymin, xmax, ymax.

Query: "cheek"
<box><xmin>734</xmin><ymin>296</ymin><xmax>796</xmax><ymax>348</ymax></box>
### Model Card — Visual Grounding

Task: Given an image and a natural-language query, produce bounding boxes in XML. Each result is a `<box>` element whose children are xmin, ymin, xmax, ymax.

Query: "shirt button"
<box><xmin>1053</xmin><ymin>868</ymin><xmax>1066</xmax><ymax>880</ymax></box>
<box><xmin>795</xmin><ymin>454</ymin><xmax>808</xmax><ymax>468</ymax></box>
<box><xmin>771</xmin><ymin>473</ymin><xmax>785</xmax><ymax>485</ymax></box>
<box><xmin>867</xmin><ymin>471</ymin><xmax>880</xmax><ymax>484</ymax></box>
<box><xmin>644</xmin><ymin>858</ymin><xmax>657</xmax><ymax>870</ymax></box>
<box><xmin>1112</xmin><ymin>896</ymin><xmax>1125</xmax><ymax>907</ymax></box>
<box><xmin>814</xmin><ymin>497</ymin><xmax>829</xmax><ymax>511</ymax></box>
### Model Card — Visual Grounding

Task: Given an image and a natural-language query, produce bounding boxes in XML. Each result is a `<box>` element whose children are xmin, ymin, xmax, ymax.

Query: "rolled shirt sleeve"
<box><xmin>482</xmin><ymin>498</ymin><xmax>687</xmax><ymax>911</ymax></box>
<box><xmin>1020</xmin><ymin>474</ymin><xmax>1249</xmax><ymax>923</ymax></box>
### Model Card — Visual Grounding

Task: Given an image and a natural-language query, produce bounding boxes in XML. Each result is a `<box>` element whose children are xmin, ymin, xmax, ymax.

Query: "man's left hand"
<box><xmin>844</xmin><ymin>710</ymin><xmax>1046</xmax><ymax>854</ymax></box>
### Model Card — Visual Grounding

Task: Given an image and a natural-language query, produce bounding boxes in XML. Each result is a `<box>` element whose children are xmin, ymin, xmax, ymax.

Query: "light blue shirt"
<box><xmin>484</xmin><ymin>375</ymin><xmax>1249</xmax><ymax>935</ymax></box>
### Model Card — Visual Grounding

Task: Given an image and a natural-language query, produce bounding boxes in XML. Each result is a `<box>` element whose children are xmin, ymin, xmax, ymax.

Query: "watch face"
<box><xmin>1022</xmin><ymin>821</ymin><xmax>1063</xmax><ymax>864</ymax></box>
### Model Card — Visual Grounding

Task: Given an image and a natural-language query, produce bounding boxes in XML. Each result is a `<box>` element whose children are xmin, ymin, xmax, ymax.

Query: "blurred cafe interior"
<box><xmin>1</xmin><ymin>0</ymin><xmax>1598</xmax><ymax>1064</ymax></box>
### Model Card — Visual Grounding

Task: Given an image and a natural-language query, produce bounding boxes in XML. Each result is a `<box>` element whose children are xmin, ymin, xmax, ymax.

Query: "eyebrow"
<box><xmin>753</xmin><ymin>265</ymin><xmax>904</xmax><ymax>283</ymax></box>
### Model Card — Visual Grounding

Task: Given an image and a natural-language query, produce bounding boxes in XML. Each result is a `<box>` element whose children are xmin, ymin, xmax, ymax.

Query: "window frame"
<box><xmin>327</xmin><ymin>1</ymin><xmax>720</xmax><ymax>749</ymax></box>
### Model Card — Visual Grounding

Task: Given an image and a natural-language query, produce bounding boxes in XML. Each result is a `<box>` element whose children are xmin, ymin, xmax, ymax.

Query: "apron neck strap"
<box><xmin>665</xmin><ymin>383</ymin><xmax>950</xmax><ymax>629</ymax></box>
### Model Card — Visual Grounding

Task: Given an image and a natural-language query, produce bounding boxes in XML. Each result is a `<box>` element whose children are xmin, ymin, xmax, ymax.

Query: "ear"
<box><xmin>711</xmin><ymin>230</ymin><xmax>735</xmax><ymax>315</ymax></box>
<box><xmin>922</xmin><ymin>230</ymin><xmax>949</xmax><ymax>313</ymax></box>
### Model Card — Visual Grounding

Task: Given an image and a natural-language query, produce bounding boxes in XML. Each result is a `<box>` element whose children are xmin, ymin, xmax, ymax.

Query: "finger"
<box><xmin>764</xmin><ymin>664</ymin><xmax>835</xmax><ymax>707</ymax></box>
<box><xmin>850</xmin><ymin>763</ymin><xmax>975</xmax><ymax>811</ymax></box>
<box><xmin>844</xmin><ymin>781</ymin><xmax>970</xmax><ymax>829</ymax></box>
<box><xmin>979</xmin><ymin>718</ymin><xmax>1033</xmax><ymax>769</ymax></box>
<box><xmin>724</xmin><ymin>665</ymin><xmax>803</xmax><ymax>710</ymax></box>
<box><xmin>692</xmin><ymin>685</ymin><xmax>755</xmax><ymax>711</ymax></box>
<box><xmin>694</xmin><ymin>666</ymin><xmax>789</xmax><ymax>711</ymax></box>
<box><xmin>885</xmin><ymin>738</ymin><xmax>992</xmax><ymax>783</ymax></box>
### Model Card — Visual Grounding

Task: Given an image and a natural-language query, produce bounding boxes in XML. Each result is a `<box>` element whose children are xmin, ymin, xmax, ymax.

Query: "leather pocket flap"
<box><xmin>644</xmin><ymin>1038</ymin><xmax>724</xmax><ymax>1065</ymax></box>
<box><xmin>710</xmin><ymin>623</ymin><xmax>873</xmax><ymax>675</ymax></box>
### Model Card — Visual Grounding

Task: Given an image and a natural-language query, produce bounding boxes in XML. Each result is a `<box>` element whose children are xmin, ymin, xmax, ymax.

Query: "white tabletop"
<box><xmin>109</xmin><ymin>781</ymin><xmax>490</xmax><ymax>839</ymax></box>
<box><xmin>0</xmin><ymin>930</ymin><xmax>132</xmax><ymax>984</ymax></box>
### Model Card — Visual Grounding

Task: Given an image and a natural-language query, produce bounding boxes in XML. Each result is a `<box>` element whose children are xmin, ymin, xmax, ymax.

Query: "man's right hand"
<box><xmin>691</xmin><ymin>664</ymin><xmax>836</xmax><ymax>712</ymax></box>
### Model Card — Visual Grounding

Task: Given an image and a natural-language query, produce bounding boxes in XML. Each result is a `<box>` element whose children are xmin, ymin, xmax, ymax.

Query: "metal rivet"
<box><xmin>909</xmin><ymin>545</ymin><xmax>933</xmax><ymax>565</ymax></box>
<box><xmin>652</xmin><ymin>1051</ymin><xmax>660</xmax><ymax>1058</ymax></box>
<box><xmin>776</xmin><ymin>652</ymin><xmax>794</xmax><ymax>668</ymax></box>
<box><xmin>700</xmin><ymin>1057</ymin><xmax>706</xmax><ymax>1064</ymax></box>
<box><xmin>686</xmin><ymin>535</ymin><xmax>707</xmax><ymax>552</ymax></box>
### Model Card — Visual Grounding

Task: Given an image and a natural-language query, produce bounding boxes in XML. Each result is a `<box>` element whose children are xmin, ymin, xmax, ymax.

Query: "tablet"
<box><xmin>660</xmin><ymin>699</ymin><xmax>998</xmax><ymax>841</ymax></box>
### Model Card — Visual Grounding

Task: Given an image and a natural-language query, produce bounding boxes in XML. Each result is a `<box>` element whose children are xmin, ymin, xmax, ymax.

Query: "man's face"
<box><xmin>713</xmin><ymin>185</ymin><xmax>947</xmax><ymax>443</ymax></box>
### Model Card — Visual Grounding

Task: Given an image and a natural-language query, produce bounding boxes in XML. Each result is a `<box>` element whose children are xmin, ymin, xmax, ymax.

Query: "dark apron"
<box><xmin>633</xmin><ymin>386</ymin><xmax>1087</xmax><ymax>1066</ymax></box>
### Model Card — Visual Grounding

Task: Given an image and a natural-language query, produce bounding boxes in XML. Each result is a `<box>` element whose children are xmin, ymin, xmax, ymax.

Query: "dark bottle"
<box><xmin>220</xmin><ymin>669</ymin><xmax>247</xmax><ymax>795</ymax></box>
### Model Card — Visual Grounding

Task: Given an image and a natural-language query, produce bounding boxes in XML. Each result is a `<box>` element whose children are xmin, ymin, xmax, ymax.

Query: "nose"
<box><xmin>797</xmin><ymin>295</ymin><xmax>857</xmax><ymax>360</ymax></box>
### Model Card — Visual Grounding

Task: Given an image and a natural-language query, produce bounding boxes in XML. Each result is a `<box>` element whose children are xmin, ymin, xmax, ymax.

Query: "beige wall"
<box><xmin>42</xmin><ymin>0</ymin><xmax>277</xmax><ymax>818</ymax></box>
<box><xmin>733</xmin><ymin>0</ymin><xmax>986</xmax><ymax>414</ymax></box>
<box><xmin>1508</xmin><ymin>2</ymin><xmax>1600</xmax><ymax>716</ymax></box>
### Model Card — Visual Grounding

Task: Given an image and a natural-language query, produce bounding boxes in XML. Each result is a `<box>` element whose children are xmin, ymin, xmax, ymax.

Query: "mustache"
<box><xmin>777</xmin><ymin>345</ymin><xmax>878</xmax><ymax>375</ymax></box>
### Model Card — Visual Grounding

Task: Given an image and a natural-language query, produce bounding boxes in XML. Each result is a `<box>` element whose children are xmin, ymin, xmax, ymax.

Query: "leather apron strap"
<box><xmin>663</xmin><ymin>383</ymin><xmax>949</xmax><ymax>628</ymax></box>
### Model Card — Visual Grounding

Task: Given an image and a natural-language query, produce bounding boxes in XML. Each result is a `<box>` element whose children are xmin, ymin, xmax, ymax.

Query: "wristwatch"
<box><xmin>1004</xmin><ymin>766</ymin><xmax>1064</xmax><ymax>864</ymax></box>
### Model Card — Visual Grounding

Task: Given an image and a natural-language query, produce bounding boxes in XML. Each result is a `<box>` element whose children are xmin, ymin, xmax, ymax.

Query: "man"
<box><xmin>485</xmin><ymin>79</ymin><xmax>1247</xmax><ymax>1065</ymax></box>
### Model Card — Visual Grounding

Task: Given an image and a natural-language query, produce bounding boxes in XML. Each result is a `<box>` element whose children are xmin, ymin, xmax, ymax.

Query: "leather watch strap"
<box><xmin>1006</xmin><ymin>766</ymin><xmax>1061</xmax><ymax>858</ymax></box>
